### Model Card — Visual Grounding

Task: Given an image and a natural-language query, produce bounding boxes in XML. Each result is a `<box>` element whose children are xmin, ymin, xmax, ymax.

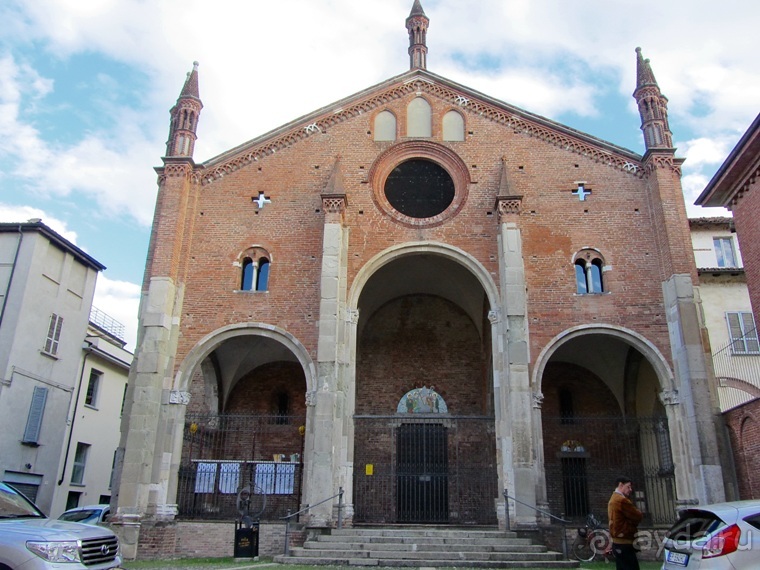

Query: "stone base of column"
<box><xmin>111</xmin><ymin>514</ymin><xmax>142</xmax><ymax>560</ymax></box>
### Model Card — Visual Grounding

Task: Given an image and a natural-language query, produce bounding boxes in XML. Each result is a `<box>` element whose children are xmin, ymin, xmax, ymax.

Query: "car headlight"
<box><xmin>26</xmin><ymin>540</ymin><xmax>81</xmax><ymax>563</ymax></box>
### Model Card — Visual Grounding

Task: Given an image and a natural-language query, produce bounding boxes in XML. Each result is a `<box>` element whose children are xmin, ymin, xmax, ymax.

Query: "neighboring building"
<box><xmin>690</xmin><ymin>217</ymin><xmax>760</xmax><ymax>410</ymax></box>
<box><xmin>696</xmin><ymin>114</ymin><xmax>760</xmax><ymax>338</ymax></box>
<box><xmin>114</xmin><ymin>2</ymin><xmax>732</xmax><ymax>559</ymax></box>
<box><xmin>696</xmin><ymin>116</ymin><xmax>760</xmax><ymax>500</ymax></box>
<box><xmin>50</xmin><ymin>307</ymin><xmax>132</xmax><ymax>518</ymax></box>
<box><xmin>0</xmin><ymin>220</ymin><xmax>105</xmax><ymax>513</ymax></box>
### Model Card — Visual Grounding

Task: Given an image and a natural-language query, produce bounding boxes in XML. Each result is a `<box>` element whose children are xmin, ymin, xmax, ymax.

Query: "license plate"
<box><xmin>666</xmin><ymin>550</ymin><xmax>689</xmax><ymax>565</ymax></box>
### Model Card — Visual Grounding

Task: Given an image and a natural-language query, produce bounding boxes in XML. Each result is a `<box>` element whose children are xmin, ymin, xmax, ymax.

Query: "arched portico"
<box><xmin>532</xmin><ymin>325</ymin><xmax>681</xmax><ymax>525</ymax></box>
<box><xmin>167</xmin><ymin>323</ymin><xmax>317</xmax><ymax>522</ymax></box>
<box><xmin>335</xmin><ymin>242</ymin><xmax>512</xmax><ymax>525</ymax></box>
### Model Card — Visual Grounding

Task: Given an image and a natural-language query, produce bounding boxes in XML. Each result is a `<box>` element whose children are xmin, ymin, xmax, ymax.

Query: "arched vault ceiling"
<box><xmin>212</xmin><ymin>335</ymin><xmax>299</xmax><ymax>397</ymax></box>
<box><xmin>357</xmin><ymin>253</ymin><xmax>486</xmax><ymax>338</ymax></box>
<box><xmin>550</xmin><ymin>334</ymin><xmax>632</xmax><ymax>388</ymax></box>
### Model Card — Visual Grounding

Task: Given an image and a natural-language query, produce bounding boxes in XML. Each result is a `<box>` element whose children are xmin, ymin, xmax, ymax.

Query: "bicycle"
<box><xmin>571</xmin><ymin>513</ymin><xmax>614</xmax><ymax>562</ymax></box>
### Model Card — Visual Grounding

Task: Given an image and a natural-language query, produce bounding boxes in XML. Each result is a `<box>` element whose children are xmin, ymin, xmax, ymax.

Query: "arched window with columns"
<box><xmin>574</xmin><ymin>249</ymin><xmax>606</xmax><ymax>294</ymax></box>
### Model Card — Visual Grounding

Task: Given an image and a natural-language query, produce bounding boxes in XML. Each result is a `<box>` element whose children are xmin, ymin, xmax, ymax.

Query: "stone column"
<box><xmin>662</xmin><ymin>274</ymin><xmax>727</xmax><ymax>506</ymax></box>
<box><xmin>494</xmin><ymin>196</ymin><xmax>538</xmax><ymax>528</ymax></box>
<box><xmin>111</xmin><ymin>277</ymin><xmax>184</xmax><ymax>558</ymax></box>
<box><xmin>303</xmin><ymin>194</ymin><xmax>349</xmax><ymax>526</ymax></box>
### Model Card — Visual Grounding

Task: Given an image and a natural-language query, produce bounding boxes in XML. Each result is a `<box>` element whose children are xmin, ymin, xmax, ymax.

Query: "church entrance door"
<box><xmin>396</xmin><ymin>423</ymin><xmax>449</xmax><ymax>523</ymax></box>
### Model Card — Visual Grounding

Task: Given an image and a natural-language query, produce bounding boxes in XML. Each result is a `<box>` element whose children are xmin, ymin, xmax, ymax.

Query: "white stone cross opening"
<box><xmin>572</xmin><ymin>183</ymin><xmax>592</xmax><ymax>201</ymax></box>
<box><xmin>252</xmin><ymin>192</ymin><xmax>272</xmax><ymax>209</ymax></box>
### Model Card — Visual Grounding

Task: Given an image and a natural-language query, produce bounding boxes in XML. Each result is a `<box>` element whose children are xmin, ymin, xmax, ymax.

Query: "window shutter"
<box><xmin>44</xmin><ymin>314</ymin><xmax>63</xmax><ymax>355</ymax></box>
<box><xmin>742</xmin><ymin>313</ymin><xmax>759</xmax><ymax>353</ymax></box>
<box><xmin>23</xmin><ymin>386</ymin><xmax>48</xmax><ymax>443</ymax></box>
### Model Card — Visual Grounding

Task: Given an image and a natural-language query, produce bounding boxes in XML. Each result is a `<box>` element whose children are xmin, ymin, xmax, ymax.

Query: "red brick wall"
<box><xmin>356</xmin><ymin>294</ymin><xmax>489</xmax><ymax>415</ymax></box>
<box><xmin>733</xmin><ymin>180</ymin><xmax>760</xmax><ymax>330</ymax></box>
<box><xmin>159</xmin><ymin>89</ymin><xmax>682</xmax><ymax>382</ymax></box>
<box><xmin>136</xmin><ymin>521</ymin><xmax>288</xmax><ymax>559</ymax></box>
<box><xmin>724</xmin><ymin>398</ymin><xmax>760</xmax><ymax>499</ymax></box>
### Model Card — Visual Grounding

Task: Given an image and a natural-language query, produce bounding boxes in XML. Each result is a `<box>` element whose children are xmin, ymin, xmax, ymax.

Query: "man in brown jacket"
<box><xmin>608</xmin><ymin>476</ymin><xmax>643</xmax><ymax>569</ymax></box>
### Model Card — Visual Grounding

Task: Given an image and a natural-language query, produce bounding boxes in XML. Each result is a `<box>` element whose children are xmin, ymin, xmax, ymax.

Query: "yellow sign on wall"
<box><xmin>365</xmin><ymin>464</ymin><xmax>374</xmax><ymax>476</ymax></box>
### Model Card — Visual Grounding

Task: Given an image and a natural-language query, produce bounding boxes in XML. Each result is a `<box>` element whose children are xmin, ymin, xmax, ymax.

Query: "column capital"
<box><xmin>496</xmin><ymin>195</ymin><xmax>522</xmax><ymax>221</ymax></box>
<box><xmin>321</xmin><ymin>193</ymin><xmax>347</xmax><ymax>223</ymax></box>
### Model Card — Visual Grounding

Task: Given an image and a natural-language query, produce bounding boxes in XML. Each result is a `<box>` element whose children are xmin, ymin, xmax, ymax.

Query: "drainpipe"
<box><xmin>0</xmin><ymin>225</ymin><xmax>23</xmax><ymax>329</ymax></box>
<box><xmin>58</xmin><ymin>341</ymin><xmax>93</xmax><ymax>485</ymax></box>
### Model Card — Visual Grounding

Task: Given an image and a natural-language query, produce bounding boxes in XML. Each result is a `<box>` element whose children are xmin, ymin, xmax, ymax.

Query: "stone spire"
<box><xmin>633</xmin><ymin>48</ymin><xmax>673</xmax><ymax>150</ymax></box>
<box><xmin>406</xmin><ymin>0</ymin><xmax>429</xmax><ymax>70</ymax></box>
<box><xmin>166</xmin><ymin>61</ymin><xmax>203</xmax><ymax>158</ymax></box>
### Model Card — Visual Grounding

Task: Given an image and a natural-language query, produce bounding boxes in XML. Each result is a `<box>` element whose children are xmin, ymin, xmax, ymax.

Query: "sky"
<box><xmin>1</xmin><ymin>0</ymin><xmax>758</xmax><ymax>351</ymax></box>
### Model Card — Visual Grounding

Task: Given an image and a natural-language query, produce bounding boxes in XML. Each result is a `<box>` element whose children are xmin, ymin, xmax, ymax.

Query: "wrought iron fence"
<box><xmin>353</xmin><ymin>415</ymin><xmax>499</xmax><ymax>525</ymax></box>
<box><xmin>543</xmin><ymin>415</ymin><xmax>677</xmax><ymax>526</ymax></box>
<box><xmin>177</xmin><ymin>413</ymin><xmax>306</xmax><ymax>521</ymax></box>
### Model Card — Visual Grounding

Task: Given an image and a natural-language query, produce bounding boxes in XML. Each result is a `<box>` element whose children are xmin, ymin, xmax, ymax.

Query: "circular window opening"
<box><xmin>384</xmin><ymin>159</ymin><xmax>455</xmax><ymax>219</ymax></box>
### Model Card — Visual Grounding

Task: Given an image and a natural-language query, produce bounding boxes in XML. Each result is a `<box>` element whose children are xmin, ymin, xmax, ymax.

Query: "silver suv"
<box><xmin>0</xmin><ymin>482</ymin><xmax>122</xmax><ymax>569</ymax></box>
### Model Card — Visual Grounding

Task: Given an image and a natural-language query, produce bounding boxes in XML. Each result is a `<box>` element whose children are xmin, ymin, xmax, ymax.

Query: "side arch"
<box><xmin>174</xmin><ymin>322</ymin><xmax>317</xmax><ymax>396</ymax></box>
<box><xmin>532</xmin><ymin>324</ymin><xmax>675</xmax><ymax>395</ymax></box>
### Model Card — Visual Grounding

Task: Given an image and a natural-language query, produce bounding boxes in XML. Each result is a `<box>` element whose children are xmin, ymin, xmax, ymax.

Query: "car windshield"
<box><xmin>0</xmin><ymin>482</ymin><xmax>45</xmax><ymax>519</ymax></box>
<box><xmin>59</xmin><ymin>509</ymin><xmax>101</xmax><ymax>524</ymax></box>
<box><xmin>666</xmin><ymin>509</ymin><xmax>726</xmax><ymax>540</ymax></box>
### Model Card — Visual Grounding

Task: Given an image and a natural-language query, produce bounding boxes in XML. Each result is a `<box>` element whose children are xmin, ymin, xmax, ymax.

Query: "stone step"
<box><xmin>331</xmin><ymin>528</ymin><xmax>518</xmax><ymax>538</ymax></box>
<box><xmin>303</xmin><ymin>541</ymin><xmax>545</xmax><ymax>553</ymax></box>
<box><xmin>314</xmin><ymin>535</ymin><xmax>535</xmax><ymax>546</ymax></box>
<box><xmin>274</xmin><ymin>555</ymin><xmax>579</xmax><ymax>568</ymax></box>
<box><xmin>289</xmin><ymin>547</ymin><xmax>562</xmax><ymax>562</ymax></box>
<box><xmin>275</xmin><ymin>526</ymin><xmax>579</xmax><ymax>569</ymax></box>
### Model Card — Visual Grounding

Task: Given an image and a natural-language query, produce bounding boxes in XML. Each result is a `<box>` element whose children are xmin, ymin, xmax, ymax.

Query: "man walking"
<box><xmin>608</xmin><ymin>476</ymin><xmax>643</xmax><ymax>570</ymax></box>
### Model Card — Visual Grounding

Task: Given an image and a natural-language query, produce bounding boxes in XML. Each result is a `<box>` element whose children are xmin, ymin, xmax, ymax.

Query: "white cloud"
<box><xmin>0</xmin><ymin>53</ymin><xmax>159</xmax><ymax>225</ymax></box>
<box><xmin>0</xmin><ymin>203</ymin><xmax>140</xmax><ymax>350</ymax></box>
<box><xmin>0</xmin><ymin>203</ymin><xmax>79</xmax><ymax>243</ymax></box>
<box><xmin>92</xmin><ymin>275</ymin><xmax>140</xmax><ymax>352</ymax></box>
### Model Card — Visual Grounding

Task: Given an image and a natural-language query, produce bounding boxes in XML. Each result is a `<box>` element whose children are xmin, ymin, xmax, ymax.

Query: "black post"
<box><xmin>338</xmin><ymin>487</ymin><xmax>344</xmax><ymax>529</ymax></box>
<box><xmin>284</xmin><ymin>510</ymin><xmax>291</xmax><ymax>556</ymax></box>
<box><xmin>503</xmin><ymin>488</ymin><xmax>510</xmax><ymax>532</ymax></box>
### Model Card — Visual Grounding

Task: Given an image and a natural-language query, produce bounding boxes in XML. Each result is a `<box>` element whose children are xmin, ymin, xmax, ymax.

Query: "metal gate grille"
<box><xmin>543</xmin><ymin>415</ymin><xmax>677</xmax><ymax>525</ymax></box>
<box><xmin>176</xmin><ymin>413</ymin><xmax>306</xmax><ymax>521</ymax></box>
<box><xmin>354</xmin><ymin>416</ymin><xmax>498</xmax><ymax>525</ymax></box>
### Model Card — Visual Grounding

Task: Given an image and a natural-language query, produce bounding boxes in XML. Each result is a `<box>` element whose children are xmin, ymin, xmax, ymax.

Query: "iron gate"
<box><xmin>353</xmin><ymin>415</ymin><xmax>498</xmax><ymax>525</ymax></box>
<box><xmin>176</xmin><ymin>413</ymin><xmax>306</xmax><ymax>521</ymax></box>
<box><xmin>543</xmin><ymin>415</ymin><xmax>677</xmax><ymax>525</ymax></box>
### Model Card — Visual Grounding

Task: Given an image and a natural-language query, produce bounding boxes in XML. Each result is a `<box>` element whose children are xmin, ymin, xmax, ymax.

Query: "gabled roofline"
<box><xmin>198</xmin><ymin>68</ymin><xmax>643</xmax><ymax>185</ymax></box>
<box><xmin>0</xmin><ymin>221</ymin><xmax>106</xmax><ymax>271</ymax></box>
<box><xmin>696</xmin><ymin>113</ymin><xmax>760</xmax><ymax>208</ymax></box>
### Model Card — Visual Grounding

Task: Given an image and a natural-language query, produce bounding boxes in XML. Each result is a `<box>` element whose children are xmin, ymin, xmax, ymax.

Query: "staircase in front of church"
<box><xmin>274</xmin><ymin>526</ymin><xmax>579</xmax><ymax>568</ymax></box>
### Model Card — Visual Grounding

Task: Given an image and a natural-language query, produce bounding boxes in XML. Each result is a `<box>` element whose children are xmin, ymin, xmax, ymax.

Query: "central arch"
<box><xmin>345</xmin><ymin>243</ymin><xmax>502</xmax><ymax>524</ymax></box>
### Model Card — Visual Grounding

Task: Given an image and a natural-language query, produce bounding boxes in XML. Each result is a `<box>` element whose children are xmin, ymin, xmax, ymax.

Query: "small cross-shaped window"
<box><xmin>572</xmin><ymin>183</ymin><xmax>592</xmax><ymax>201</ymax></box>
<box><xmin>252</xmin><ymin>192</ymin><xmax>272</xmax><ymax>209</ymax></box>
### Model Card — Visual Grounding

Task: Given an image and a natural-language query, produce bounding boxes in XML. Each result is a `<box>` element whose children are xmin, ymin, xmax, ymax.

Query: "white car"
<box><xmin>59</xmin><ymin>504</ymin><xmax>111</xmax><ymax>526</ymax></box>
<box><xmin>0</xmin><ymin>482</ymin><xmax>122</xmax><ymax>569</ymax></box>
<box><xmin>661</xmin><ymin>499</ymin><xmax>760</xmax><ymax>569</ymax></box>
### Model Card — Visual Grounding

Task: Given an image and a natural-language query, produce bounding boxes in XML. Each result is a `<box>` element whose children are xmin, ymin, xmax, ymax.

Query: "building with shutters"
<box><xmin>0</xmin><ymin>220</ymin><xmax>104</xmax><ymax>513</ymax></box>
<box><xmin>113</xmin><ymin>1</ymin><xmax>735</xmax><ymax>559</ymax></box>
<box><xmin>696</xmin><ymin>117</ymin><xmax>760</xmax><ymax>500</ymax></box>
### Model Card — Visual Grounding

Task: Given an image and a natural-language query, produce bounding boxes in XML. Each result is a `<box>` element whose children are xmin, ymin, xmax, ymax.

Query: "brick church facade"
<box><xmin>113</xmin><ymin>1</ymin><xmax>733</xmax><ymax>558</ymax></box>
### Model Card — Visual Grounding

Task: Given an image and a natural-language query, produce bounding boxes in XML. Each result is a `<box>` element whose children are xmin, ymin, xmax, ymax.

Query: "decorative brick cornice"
<box><xmin>728</xmin><ymin>164</ymin><xmax>759</xmax><ymax>210</ymax></box>
<box><xmin>200</xmin><ymin>77</ymin><xmax>644</xmax><ymax>185</ymax></box>
<box><xmin>641</xmin><ymin>152</ymin><xmax>683</xmax><ymax>177</ymax></box>
<box><xmin>495</xmin><ymin>195</ymin><xmax>523</xmax><ymax>220</ymax></box>
<box><xmin>321</xmin><ymin>193</ymin><xmax>347</xmax><ymax>223</ymax></box>
<box><xmin>156</xmin><ymin>162</ymin><xmax>193</xmax><ymax>185</ymax></box>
